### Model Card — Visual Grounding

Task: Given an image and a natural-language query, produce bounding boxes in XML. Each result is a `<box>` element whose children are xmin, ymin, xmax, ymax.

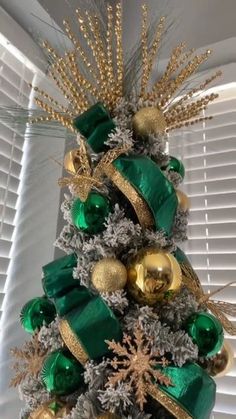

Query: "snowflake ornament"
<box><xmin>10</xmin><ymin>333</ymin><xmax>48</xmax><ymax>387</ymax></box>
<box><xmin>105</xmin><ymin>325</ymin><xmax>173</xmax><ymax>410</ymax></box>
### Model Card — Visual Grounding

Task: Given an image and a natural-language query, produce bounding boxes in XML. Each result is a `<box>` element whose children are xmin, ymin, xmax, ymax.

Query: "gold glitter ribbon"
<box><xmin>146</xmin><ymin>384</ymin><xmax>192</xmax><ymax>419</ymax></box>
<box><xmin>58</xmin><ymin>138</ymin><xmax>130</xmax><ymax>202</ymax></box>
<box><xmin>59</xmin><ymin>319</ymin><xmax>89</xmax><ymax>365</ymax></box>
<box><xmin>104</xmin><ymin>164</ymin><xmax>154</xmax><ymax>229</ymax></box>
<box><xmin>181</xmin><ymin>263</ymin><xmax>236</xmax><ymax>335</ymax></box>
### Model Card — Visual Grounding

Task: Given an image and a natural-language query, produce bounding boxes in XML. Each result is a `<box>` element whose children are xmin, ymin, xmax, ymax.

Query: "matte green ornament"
<box><xmin>185</xmin><ymin>312</ymin><xmax>224</xmax><ymax>357</ymax></box>
<box><xmin>41</xmin><ymin>349</ymin><xmax>83</xmax><ymax>395</ymax></box>
<box><xmin>20</xmin><ymin>297</ymin><xmax>56</xmax><ymax>334</ymax></box>
<box><xmin>71</xmin><ymin>192</ymin><xmax>110</xmax><ymax>234</ymax></box>
<box><xmin>162</xmin><ymin>156</ymin><xmax>185</xmax><ymax>179</ymax></box>
<box><xmin>73</xmin><ymin>102</ymin><xmax>116</xmax><ymax>153</ymax></box>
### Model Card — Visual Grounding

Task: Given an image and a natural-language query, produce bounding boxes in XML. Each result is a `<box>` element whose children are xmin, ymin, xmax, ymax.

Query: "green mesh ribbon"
<box><xmin>73</xmin><ymin>102</ymin><xmax>116</xmax><ymax>153</ymax></box>
<box><xmin>113</xmin><ymin>155</ymin><xmax>178</xmax><ymax>236</ymax></box>
<box><xmin>42</xmin><ymin>254</ymin><xmax>122</xmax><ymax>362</ymax></box>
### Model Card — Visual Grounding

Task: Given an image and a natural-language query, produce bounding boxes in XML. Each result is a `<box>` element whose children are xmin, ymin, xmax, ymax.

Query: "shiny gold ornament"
<box><xmin>92</xmin><ymin>257</ymin><xmax>127</xmax><ymax>293</ymax></box>
<box><xmin>127</xmin><ymin>248</ymin><xmax>182</xmax><ymax>305</ymax></box>
<box><xmin>96</xmin><ymin>413</ymin><xmax>120</xmax><ymax>419</ymax></box>
<box><xmin>176</xmin><ymin>189</ymin><xmax>190</xmax><ymax>212</ymax></box>
<box><xmin>30</xmin><ymin>400</ymin><xmax>70</xmax><ymax>419</ymax></box>
<box><xmin>132</xmin><ymin>107</ymin><xmax>167</xmax><ymax>137</ymax></box>
<box><xmin>200</xmin><ymin>341</ymin><xmax>234</xmax><ymax>377</ymax></box>
<box><xmin>64</xmin><ymin>149</ymin><xmax>81</xmax><ymax>174</ymax></box>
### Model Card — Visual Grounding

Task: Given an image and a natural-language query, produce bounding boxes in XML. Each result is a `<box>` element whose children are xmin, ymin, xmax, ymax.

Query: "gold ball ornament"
<box><xmin>127</xmin><ymin>248</ymin><xmax>182</xmax><ymax>305</ymax></box>
<box><xmin>200</xmin><ymin>341</ymin><xmax>234</xmax><ymax>377</ymax></box>
<box><xmin>92</xmin><ymin>257</ymin><xmax>127</xmax><ymax>293</ymax></box>
<box><xmin>176</xmin><ymin>189</ymin><xmax>190</xmax><ymax>212</ymax></box>
<box><xmin>132</xmin><ymin>107</ymin><xmax>167</xmax><ymax>137</ymax></box>
<box><xmin>30</xmin><ymin>401</ymin><xmax>71</xmax><ymax>419</ymax></box>
<box><xmin>96</xmin><ymin>414</ymin><xmax>120</xmax><ymax>419</ymax></box>
<box><xmin>64</xmin><ymin>148</ymin><xmax>81</xmax><ymax>174</ymax></box>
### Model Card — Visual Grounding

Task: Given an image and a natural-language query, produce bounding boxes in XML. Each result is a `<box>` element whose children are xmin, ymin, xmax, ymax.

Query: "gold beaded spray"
<box><xmin>30</xmin><ymin>2</ymin><xmax>221</xmax><ymax>133</ymax></box>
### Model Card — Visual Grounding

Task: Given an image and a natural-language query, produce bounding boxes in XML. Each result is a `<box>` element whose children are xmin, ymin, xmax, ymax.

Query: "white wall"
<box><xmin>0</xmin><ymin>75</ymin><xmax>65</xmax><ymax>419</ymax></box>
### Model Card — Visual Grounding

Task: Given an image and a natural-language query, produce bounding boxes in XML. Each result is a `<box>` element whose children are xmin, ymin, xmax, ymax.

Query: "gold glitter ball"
<box><xmin>92</xmin><ymin>257</ymin><xmax>127</xmax><ymax>293</ymax></box>
<box><xmin>132</xmin><ymin>107</ymin><xmax>167</xmax><ymax>136</ymax></box>
<box><xmin>176</xmin><ymin>190</ymin><xmax>190</xmax><ymax>212</ymax></box>
<box><xmin>96</xmin><ymin>414</ymin><xmax>120</xmax><ymax>419</ymax></box>
<box><xmin>64</xmin><ymin>148</ymin><xmax>81</xmax><ymax>174</ymax></box>
<box><xmin>127</xmin><ymin>248</ymin><xmax>182</xmax><ymax>305</ymax></box>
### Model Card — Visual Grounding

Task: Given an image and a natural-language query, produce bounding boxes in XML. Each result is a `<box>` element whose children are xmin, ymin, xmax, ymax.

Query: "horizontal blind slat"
<box><xmin>0</xmin><ymin>257</ymin><xmax>10</xmax><ymax>274</ymax></box>
<box><xmin>0</xmin><ymin>204</ymin><xmax>16</xmax><ymax>224</ymax></box>
<box><xmin>0</xmin><ymin>274</ymin><xmax>7</xmax><ymax>293</ymax></box>
<box><xmin>0</xmin><ymin>170</ymin><xmax>20</xmax><ymax>193</ymax></box>
<box><xmin>0</xmin><ymin>222</ymin><xmax>14</xmax><ymax>241</ymax></box>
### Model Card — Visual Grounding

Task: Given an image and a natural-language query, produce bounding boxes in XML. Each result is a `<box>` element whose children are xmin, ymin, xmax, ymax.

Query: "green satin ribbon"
<box><xmin>156</xmin><ymin>363</ymin><xmax>216</xmax><ymax>419</ymax></box>
<box><xmin>113</xmin><ymin>155</ymin><xmax>178</xmax><ymax>236</ymax></box>
<box><xmin>43</xmin><ymin>253</ymin><xmax>77</xmax><ymax>277</ymax></box>
<box><xmin>73</xmin><ymin>102</ymin><xmax>116</xmax><ymax>153</ymax></box>
<box><xmin>42</xmin><ymin>254</ymin><xmax>122</xmax><ymax>360</ymax></box>
<box><xmin>64</xmin><ymin>296</ymin><xmax>122</xmax><ymax>360</ymax></box>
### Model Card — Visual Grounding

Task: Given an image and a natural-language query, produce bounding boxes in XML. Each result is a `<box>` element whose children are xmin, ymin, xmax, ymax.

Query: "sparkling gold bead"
<box><xmin>92</xmin><ymin>258</ymin><xmax>127</xmax><ymax>293</ymax></box>
<box><xmin>127</xmin><ymin>248</ymin><xmax>182</xmax><ymax>305</ymax></box>
<box><xmin>132</xmin><ymin>107</ymin><xmax>167</xmax><ymax>137</ymax></box>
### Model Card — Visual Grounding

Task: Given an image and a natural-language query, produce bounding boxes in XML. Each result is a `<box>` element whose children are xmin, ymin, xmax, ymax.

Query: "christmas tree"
<box><xmin>11</xmin><ymin>3</ymin><xmax>236</xmax><ymax>419</ymax></box>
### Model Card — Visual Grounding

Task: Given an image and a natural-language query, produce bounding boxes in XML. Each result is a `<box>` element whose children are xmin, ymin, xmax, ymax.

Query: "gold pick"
<box><xmin>181</xmin><ymin>263</ymin><xmax>236</xmax><ymax>335</ymax></box>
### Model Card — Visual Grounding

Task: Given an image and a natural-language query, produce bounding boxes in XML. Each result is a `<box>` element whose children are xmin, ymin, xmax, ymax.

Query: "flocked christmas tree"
<box><xmin>11</xmin><ymin>3</ymin><xmax>236</xmax><ymax>419</ymax></box>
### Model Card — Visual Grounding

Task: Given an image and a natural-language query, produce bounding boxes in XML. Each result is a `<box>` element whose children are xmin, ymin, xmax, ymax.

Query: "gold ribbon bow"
<box><xmin>181</xmin><ymin>263</ymin><xmax>236</xmax><ymax>335</ymax></box>
<box><xmin>58</xmin><ymin>137</ymin><xmax>130</xmax><ymax>201</ymax></box>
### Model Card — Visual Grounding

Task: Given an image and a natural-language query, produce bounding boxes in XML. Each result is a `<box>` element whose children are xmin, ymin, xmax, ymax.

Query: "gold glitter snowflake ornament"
<box><xmin>105</xmin><ymin>325</ymin><xmax>172</xmax><ymax>410</ymax></box>
<box><xmin>10</xmin><ymin>333</ymin><xmax>48</xmax><ymax>387</ymax></box>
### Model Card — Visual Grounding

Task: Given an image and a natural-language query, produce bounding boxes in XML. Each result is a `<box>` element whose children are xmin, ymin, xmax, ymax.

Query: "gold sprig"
<box><xmin>30</xmin><ymin>2</ymin><xmax>220</xmax><ymax>134</ymax></box>
<box><xmin>58</xmin><ymin>137</ymin><xmax>130</xmax><ymax>201</ymax></box>
<box><xmin>106</xmin><ymin>325</ymin><xmax>172</xmax><ymax>411</ymax></box>
<box><xmin>181</xmin><ymin>263</ymin><xmax>236</xmax><ymax>335</ymax></box>
<box><xmin>10</xmin><ymin>333</ymin><xmax>48</xmax><ymax>387</ymax></box>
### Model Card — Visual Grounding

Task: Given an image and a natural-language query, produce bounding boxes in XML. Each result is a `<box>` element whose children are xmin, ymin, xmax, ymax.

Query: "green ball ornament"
<box><xmin>185</xmin><ymin>312</ymin><xmax>224</xmax><ymax>357</ymax></box>
<box><xmin>162</xmin><ymin>156</ymin><xmax>185</xmax><ymax>179</ymax></box>
<box><xmin>20</xmin><ymin>297</ymin><xmax>56</xmax><ymax>334</ymax></box>
<box><xmin>42</xmin><ymin>350</ymin><xmax>83</xmax><ymax>395</ymax></box>
<box><xmin>71</xmin><ymin>192</ymin><xmax>110</xmax><ymax>234</ymax></box>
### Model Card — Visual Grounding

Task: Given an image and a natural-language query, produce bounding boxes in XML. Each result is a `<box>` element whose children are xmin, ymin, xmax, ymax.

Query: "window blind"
<box><xmin>0</xmin><ymin>41</ymin><xmax>34</xmax><ymax>325</ymax></box>
<box><xmin>170</xmin><ymin>83</ymin><xmax>236</xmax><ymax>418</ymax></box>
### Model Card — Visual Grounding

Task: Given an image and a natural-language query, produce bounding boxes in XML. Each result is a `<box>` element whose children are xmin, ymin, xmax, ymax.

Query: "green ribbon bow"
<box><xmin>42</xmin><ymin>254</ymin><xmax>122</xmax><ymax>364</ymax></box>
<box><xmin>73</xmin><ymin>102</ymin><xmax>116</xmax><ymax>153</ymax></box>
<box><xmin>73</xmin><ymin>103</ymin><xmax>178</xmax><ymax>236</ymax></box>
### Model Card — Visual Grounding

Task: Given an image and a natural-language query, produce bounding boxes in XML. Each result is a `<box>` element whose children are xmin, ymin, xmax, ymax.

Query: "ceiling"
<box><xmin>0</xmin><ymin>0</ymin><xmax>235</xmax><ymax>71</ymax></box>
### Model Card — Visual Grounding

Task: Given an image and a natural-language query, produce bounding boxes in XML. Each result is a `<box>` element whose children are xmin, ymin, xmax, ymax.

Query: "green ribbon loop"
<box><xmin>42</xmin><ymin>254</ymin><xmax>122</xmax><ymax>361</ymax></box>
<box><xmin>65</xmin><ymin>296</ymin><xmax>122</xmax><ymax>360</ymax></box>
<box><xmin>155</xmin><ymin>363</ymin><xmax>216</xmax><ymax>419</ymax></box>
<box><xmin>113</xmin><ymin>155</ymin><xmax>178</xmax><ymax>236</ymax></box>
<box><xmin>73</xmin><ymin>102</ymin><xmax>116</xmax><ymax>153</ymax></box>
